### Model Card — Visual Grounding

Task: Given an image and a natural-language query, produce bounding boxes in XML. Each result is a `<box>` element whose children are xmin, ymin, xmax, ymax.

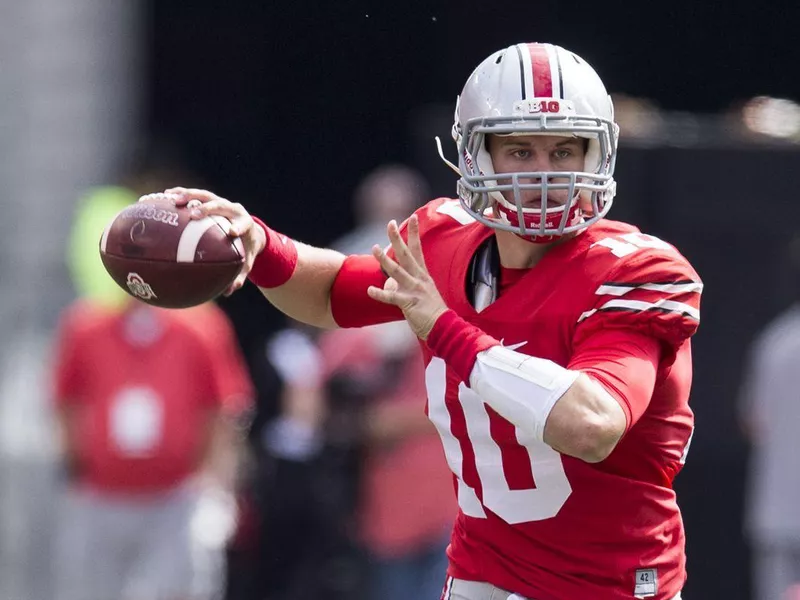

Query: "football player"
<box><xmin>154</xmin><ymin>42</ymin><xmax>701</xmax><ymax>600</ymax></box>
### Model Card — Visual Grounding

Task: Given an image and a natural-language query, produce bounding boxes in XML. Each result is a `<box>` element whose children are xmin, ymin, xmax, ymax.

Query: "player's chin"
<box><xmin>521</xmin><ymin>195</ymin><xmax>569</xmax><ymax>210</ymax></box>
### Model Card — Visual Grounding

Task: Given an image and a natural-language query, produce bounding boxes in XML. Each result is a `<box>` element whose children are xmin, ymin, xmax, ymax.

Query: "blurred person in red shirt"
<box><xmin>52</xmin><ymin>175</ymin><xmax>253</xmax><ymax>600</ymax></box>
<box><xmin>52</xmin><ymin>299</ymin><xmax>253</xmax><ymax>600</ymax></box>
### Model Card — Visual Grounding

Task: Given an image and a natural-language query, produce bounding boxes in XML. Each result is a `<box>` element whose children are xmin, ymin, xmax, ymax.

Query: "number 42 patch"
<box><xmin>634</xmin><ymin>568</ymin><xmax>658</xmax><ymax>598</ymax></box>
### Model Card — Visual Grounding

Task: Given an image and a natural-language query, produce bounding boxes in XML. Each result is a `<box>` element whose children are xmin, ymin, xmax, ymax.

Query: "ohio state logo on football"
<box><xmin>126</xmin><ymin>273</ymin><xmax>158</xmax><ymax>300</ymax></box>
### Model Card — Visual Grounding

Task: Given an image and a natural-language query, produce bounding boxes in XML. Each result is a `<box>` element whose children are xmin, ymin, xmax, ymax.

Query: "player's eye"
<box><xmin>512</xmin><ymin>149</ymin><xmax>531</xmax><ymax>159</ymax></box>
<box><xmin>553</xmin><ymin>149</ymin><xmax>573</xmax><ymax>160</ymax></box>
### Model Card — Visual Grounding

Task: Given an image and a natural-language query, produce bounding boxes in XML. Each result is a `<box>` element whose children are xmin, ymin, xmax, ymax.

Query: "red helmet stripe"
<box><xmin>527</xmin><ymin>43</ymin><xmax>553</xmax><ymax>97</ymax></box>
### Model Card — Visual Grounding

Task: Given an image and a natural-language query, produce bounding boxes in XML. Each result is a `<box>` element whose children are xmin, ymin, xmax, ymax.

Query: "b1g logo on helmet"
<box><xmin>126</xmin><ymin>272</ymin><xmax>157</xmax><ymax>300</ymax></box>
<box><xmin>530</xmin><ymin>99</ymin><xmax>561</xmax><ymax>113</ymax></box>
<box><xmin>515</xmin><ymin>98</ymin><xmax>575</xmax><ymax>115</ymax></box>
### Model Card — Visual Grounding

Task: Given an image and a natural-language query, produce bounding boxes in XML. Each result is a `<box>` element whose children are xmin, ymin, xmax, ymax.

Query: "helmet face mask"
<box><xmin>448</xmin><ymin>43</ymin><xmax>620</xmax><ymax>243</ymax></box>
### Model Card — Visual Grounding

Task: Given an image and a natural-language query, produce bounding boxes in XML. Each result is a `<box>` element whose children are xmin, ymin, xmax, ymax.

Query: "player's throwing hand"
<box><xmin>367</xmin><ymin>216</ymin><xmax>449</xmax><ymax>341</ymax></box>
<box><xmin>161</xmin><ymin>187</ymin><xmax>267</xmax><ymax>295</ymax></box>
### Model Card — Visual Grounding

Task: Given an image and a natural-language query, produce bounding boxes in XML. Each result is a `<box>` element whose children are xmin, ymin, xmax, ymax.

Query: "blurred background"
<box><xmin>2</xmin><ymin>1</ymin><xmax>800</xmax><ymax>599</ymax></box>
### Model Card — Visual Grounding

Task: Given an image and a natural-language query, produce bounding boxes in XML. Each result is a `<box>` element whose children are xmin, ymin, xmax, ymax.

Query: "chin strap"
<box><xmin>435</xmin><ymin>136</ymin><xmax>461</xmax><ymax>175</ymax></box>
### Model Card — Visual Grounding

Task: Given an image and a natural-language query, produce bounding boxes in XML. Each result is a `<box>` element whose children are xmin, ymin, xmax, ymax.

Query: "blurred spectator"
<box><xmin>239</xmin><ymin>165</ymin><xmax>453</xmax><ymax>600</ymax></box>
<box><xmin>242</xmin><ymin>319</ymin><xmax>350</xmax><ymax>600</ymax></box>
<box><xmin>319</xmin><ymin>321</ymin><xmax>456</xmax><ymax>600</ymax></box>
<box><xmin>246</xmin><ymin>318</ymin><xmax>455</xmax><ymax>600</ymax></box>
<box><xmin>609</xmin><ymin>93</ymin><xmax>664</xmax><ymax>142</ymax></box>
<box><xmin>328</xmin><ymin>164</ymin><xmax>454</xmax><ymax>600</ymax></box>
<box><xmin>738</xmin><ymin>236</ymin><xmax>800</xmax><ymax>600</ymax></box>
<box><xmin>52</xmin><ymin>299</ymin><xmax>253</xmax><ymax>600</ymax></box>
<box><xmin>51</xmin><ymin>165</ymin><xmax>253</xmax><ymax>600</ymax></box>
<box><xmin>332</xmin><ymin>163</ymin><xmax>430</xmax><ymax>256</ymax></box>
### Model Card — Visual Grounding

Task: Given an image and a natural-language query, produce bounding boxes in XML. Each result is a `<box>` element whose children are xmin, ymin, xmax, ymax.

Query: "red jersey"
<box><xmin>331</xmin><ymin>199</ymin><xmax>701</xmax><ymax>600</ymax></box>
<box><xmin>53</xmin><ymin>301</ymin><xmax>253</xmax><ymax>494</ymax></box>
<box><xmin>173</xmin><ymin>303</ymin><xmax>255</xmax><ymax>416</ymax></box>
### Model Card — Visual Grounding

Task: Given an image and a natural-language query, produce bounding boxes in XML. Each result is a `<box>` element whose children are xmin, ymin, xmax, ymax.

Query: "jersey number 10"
<box><xmin>426</xmin><ymin>357</ymin><xmax>572</xmax><ymax>525</ymax></box>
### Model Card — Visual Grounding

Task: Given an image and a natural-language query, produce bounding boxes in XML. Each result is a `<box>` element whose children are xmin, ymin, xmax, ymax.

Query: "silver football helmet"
<box><xmin>438</xmin><ymin>42</ymin><xmax>619</xmax><ymax>242</ymax></box>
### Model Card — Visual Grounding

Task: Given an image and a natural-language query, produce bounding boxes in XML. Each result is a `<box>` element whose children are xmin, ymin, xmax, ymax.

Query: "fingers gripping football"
<box><xmin>367</xmin><ymin>217</ymin><xmax>448</xmax><ymax>341</ymax></box>
<box><xmin>159</xmin><ymin>187</ymin><xmax>266</xmax><ymax>295</ymax></box>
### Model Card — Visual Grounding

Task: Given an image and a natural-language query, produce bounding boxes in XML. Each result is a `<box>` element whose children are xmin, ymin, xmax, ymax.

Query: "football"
<box><xmin>99</xmin><ymin>196</ymin><xmax>244</xmax><ymax>308</ymax></box>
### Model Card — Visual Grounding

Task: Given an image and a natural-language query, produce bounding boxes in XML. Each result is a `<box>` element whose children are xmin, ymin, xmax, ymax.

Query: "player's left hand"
<box><xmin>367</xmin><ymin>216</ymin><xmax>448</xmax><ymax>341</ymax></box>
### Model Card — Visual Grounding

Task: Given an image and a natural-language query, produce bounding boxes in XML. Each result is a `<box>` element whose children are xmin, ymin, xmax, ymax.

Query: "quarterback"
<box><xmin>155</xmin><ymin>42</ymin><xmax>701</xmax><ymax>600</ymax></box>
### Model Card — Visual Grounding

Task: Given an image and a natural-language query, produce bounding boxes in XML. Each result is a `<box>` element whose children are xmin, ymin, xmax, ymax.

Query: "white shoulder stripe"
<box><xmin>577</xmin><ymin>298</ymin><xmax>700</xmax><ymax>323</ymax></box>
<box><xmin>435</xmin><ymin>200</ymin><xmax>475</xmax><ymax>225</ymax></box>
<box><xmin>595</xmin><ymin>282</ymin><xmax>704</xmax><ymax>297</ymax></box>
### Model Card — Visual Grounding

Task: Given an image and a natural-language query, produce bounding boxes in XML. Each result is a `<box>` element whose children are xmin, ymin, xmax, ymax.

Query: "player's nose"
<box><xmin>523</xmin><ymin>154</ymin><xmax>555</xmax><ymax>175</ymax></box>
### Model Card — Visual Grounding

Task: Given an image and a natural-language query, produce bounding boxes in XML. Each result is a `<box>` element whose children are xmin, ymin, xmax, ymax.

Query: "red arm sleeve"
<box><xmin>332</xmin><ymin>203</ymin><xmax>462</xmax><ymax>329</ymax></box>
<box><xmin>331</xmin><ymin>210</ymin><xmax>425</xmax><ymax>330</ymax></box>
<box><xmin>568</xmin><ymin>328</ymin><xmax>662</xmax><ymax>431</ymax></box>
<box><xmin>329</xmin><ymin>254</ymin><xmax>404</xmax><ymax>328</ymax></box>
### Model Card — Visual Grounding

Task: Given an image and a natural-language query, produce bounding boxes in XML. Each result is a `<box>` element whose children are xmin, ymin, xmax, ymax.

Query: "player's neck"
<box><xmin>494</xmin><ymin>230</ymin><xmax>555</xmax><ymax>269</ymax></box>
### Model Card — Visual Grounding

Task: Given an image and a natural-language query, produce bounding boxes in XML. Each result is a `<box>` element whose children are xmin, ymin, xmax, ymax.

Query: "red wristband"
<box><xmin>426</xmin><ymin>309</ymin><xmax>500</xmax><ymax>382</ymax></box>
<box><xmin>247</xmin><ymin>216</ymin><xmax>299</xmax><ymax>289</ymax></box>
